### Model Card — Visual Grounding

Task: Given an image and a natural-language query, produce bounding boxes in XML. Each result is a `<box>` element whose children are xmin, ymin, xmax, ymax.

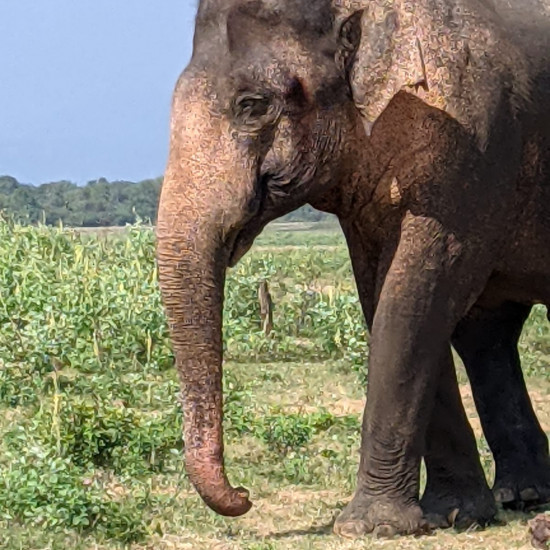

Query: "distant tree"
<box><xmin>280</xmin><ymin>203</ymin><xmax>331</xmax><ymax>222</ymax></box>
<box><xmin>0</xmin><ymin>175</ymin><xmax>19</xmax><ymax>194</ymax></box>
<box><xmin>7</xmin><ymin>186</ymin><xmax>41</xmax><ymax>223</ymax></box>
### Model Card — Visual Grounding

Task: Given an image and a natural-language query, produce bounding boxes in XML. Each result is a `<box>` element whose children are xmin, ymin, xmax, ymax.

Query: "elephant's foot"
<box><xmin>420</xmin><ymin>481</ymin><xmax>496</xmax><ymax>530</ymax></box>
<box><xmin>494</xmin><ymin>458</ymin><xmax>550</xmax><ymax>510</ymax></box>
<box><xmin>333</xmin><ymin>493</ymin><xmax>428</xmax><ymax>539</ymax></box>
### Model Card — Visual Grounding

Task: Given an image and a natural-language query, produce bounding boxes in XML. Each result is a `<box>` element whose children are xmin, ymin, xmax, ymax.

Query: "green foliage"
<box><xmin>0</xmin><ymin>386</ymin><xmax>176</xmax><ymax>542</ymax></box>
<box><xmin>257</xmin><ymin>413</ymin><xmax>317</xmax><ymax>454</ymax></box>
<box><xmin>0</xmin><ymin>175</ymin><xmax>162</xmax><ymax>226</ymax></box>
<box><xmin>0</xmin><ymin>445</ymin><xmax>149</xmax><ymax>543</ymax></box>
<box><xmin>223</xmin><ymin>250</ymin><xmax>368</xmax><ymax>368</ymax></box>
<box><xmin>520</xmin><ymin>305</ymin><xmax>550</xmax><ymax>375</ymax></box>
<box><xmin>31</xmin><ymin>394</ymin><xmax>182</xmax><ymax>474</ymax></box>
<box><xmin>254</xmin><ymin>411</ymin><xmax>359</xmax><ymax>456</ymax></box>
<box><xmin>223</xmin><ymin>369</ymin><xmax>360</xmax><ymax>466</ymax></box>
<box><xmin>254</xmin><ymin>225</ymin><xmax>344</xmax><ymax>247</ymax></box>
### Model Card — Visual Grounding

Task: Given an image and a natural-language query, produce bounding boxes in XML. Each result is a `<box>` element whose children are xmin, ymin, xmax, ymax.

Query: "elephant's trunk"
<box><xmin>156</xmin><ymin>73</ymin><xmax>256</xmax><ymax>517</ymax></box>
<box><xmin>156</xmin><ymin>234</ymin><xmax>251</xmax><ymax>516</ymax></box>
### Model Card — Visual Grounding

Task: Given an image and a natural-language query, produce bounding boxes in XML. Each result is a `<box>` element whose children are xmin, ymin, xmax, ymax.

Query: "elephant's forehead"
<box><xmin>197</xmin><ymin>0</ymin><xmax>334</xmax><ymax>36</ymax></box>
<box><xmin>190</xmin><ymin>1</ymin><xmax>340</xmax><ymax>97</ymax></box>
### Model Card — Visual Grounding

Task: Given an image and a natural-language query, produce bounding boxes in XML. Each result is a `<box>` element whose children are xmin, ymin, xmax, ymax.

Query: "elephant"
<box><xmin>156</xmin><ymin>0</ymin><xmax>550</xmax><ymax>538</ymax></box>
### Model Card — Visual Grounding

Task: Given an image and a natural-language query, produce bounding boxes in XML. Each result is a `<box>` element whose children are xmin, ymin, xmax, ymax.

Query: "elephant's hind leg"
<box><xmin>452</xmin><ymin>302</ymin><xmax>550</xmax><ymax>510</ymax></box>
<box><xmin>421</xmin><ymin>347</ymin><xmax>496</xmax><ymax>529</ymax></box>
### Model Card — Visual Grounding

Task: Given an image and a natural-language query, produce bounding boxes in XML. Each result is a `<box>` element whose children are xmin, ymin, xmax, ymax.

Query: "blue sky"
<box><xmin>0</xmin><ymin>2</ymin><xmax>197</xmax><ymax>185</ymax></box>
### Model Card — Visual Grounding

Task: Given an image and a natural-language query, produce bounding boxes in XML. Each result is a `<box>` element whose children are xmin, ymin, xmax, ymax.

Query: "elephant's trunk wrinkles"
<box><xmin>155</xmin><ymin>76</ymin><xmax>255</xmax><ymax>517</ymax></box>
<box><xmin>156</xmin><ymin>231</ymin><xmax>252</xmax><ymax>516</ymax></box>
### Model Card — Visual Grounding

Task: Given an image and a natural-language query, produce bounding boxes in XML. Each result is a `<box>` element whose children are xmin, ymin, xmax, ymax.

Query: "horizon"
<box><xmin>0</xmin><ymin>174</ymin><xmax>162</xmax><ymax>188</ymax></box>
<box><xmin>0</xmin><ymin>2</ymin><xmax>197</xmax><ymax>186</ymax></box>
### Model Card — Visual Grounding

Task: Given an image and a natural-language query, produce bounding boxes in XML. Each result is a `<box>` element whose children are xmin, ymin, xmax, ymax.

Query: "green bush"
<box><xmin>520</xmin><ymin>305</ymin><xmax>550</xmax><ymax>375</ymax></box>
<box><xmin>0</xmin><ymin>442</ymin><xmax>149</xmax><ymax>542</ymax></box>
<box><xmin>0</xmin><ymin>218</ymin><xmax>370</xmax><ymax>542</ymax></box>
<box><xmin>33</xmin><ymin>395</ymin><xmax>182</xmax><ymax>474</ymax></box>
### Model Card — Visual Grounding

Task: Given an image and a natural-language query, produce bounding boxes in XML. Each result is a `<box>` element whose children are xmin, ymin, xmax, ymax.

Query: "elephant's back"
<box><xmin>488</xmin><ymin>0</ymin><xmax>550</xmax><ymax>113</ymax></box>
<box><xmin>488</xmin><ymin>0</ymin><xmax>550</xmax><ymax>55</ymax></box>
<box><xmin>486</xmin><ymin>0</ymin><xmax>550</xmax><ymax>22</ymax></box>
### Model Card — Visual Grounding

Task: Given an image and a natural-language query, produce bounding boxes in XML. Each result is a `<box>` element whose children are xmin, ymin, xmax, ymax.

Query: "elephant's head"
<box><xmin>156</xmin><ymin>0</ymin><xmax>366</xmax><ymax>517</ymax></box>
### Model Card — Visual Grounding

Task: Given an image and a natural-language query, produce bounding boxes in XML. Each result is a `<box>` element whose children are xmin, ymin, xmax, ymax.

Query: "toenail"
<box><xmin>335</xmin><ymin>520</ymin><xmax>368</xmax><ymax>539</ymax></box>
<box><xmin>373</xmin><ymin>524</ymin><xmax>397</xmax><ymax>538</ymax></box>
<box><xmin>520</xmin><ymin>487</ymin><xmax>540</xmax><ymax>502</ymax></box>
<box><xmin>494</xmin><ymin>488</ymin><xmax>515</xmax><ymax>503</ymax></box>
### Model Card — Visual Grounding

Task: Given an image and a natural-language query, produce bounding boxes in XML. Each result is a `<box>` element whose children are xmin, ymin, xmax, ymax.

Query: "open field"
<box><xmin>0</xmin><ymin>219</ymin><xmax>549</xmax><ymax>549</ymax></box>
<box><xmin>70</xmin><ymin>219</ymin><xmax>346</xmax><ymax>247</ymax></box>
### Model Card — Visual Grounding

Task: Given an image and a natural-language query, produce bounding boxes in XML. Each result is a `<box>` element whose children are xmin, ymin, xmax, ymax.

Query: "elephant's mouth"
<box><xmin>227</xmin><ymin>230</ymin><xmax>253</xmax><ymax>267</ymax></box>
<box><xmin>226</xmin><ymin>174</ymin><xmax>273</xmax><ymax>267</ymax></box>
<box><xmin>227</xmin><ymin>216</ymin><xmax>267</xmax><ymax>267</ymax></box>
<box><xmin>226</xmin><ymin>172</ymin><xmax>302</xmax><ymax>267</ymax></box>
<box><xmin>226</xmin><ymin>206</ymin><xmax>266</xmax><ymax>268</ymax></box>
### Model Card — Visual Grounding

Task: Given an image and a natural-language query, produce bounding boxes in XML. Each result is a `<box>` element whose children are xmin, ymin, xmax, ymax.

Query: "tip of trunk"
<box><xmin>186</xmin><ymin>451</ymin><xmax>252</xmax><ymax>517</ymax></box>
<box><xmin>203</xmin><ymin>485</ymin><xmax>252</xmax><ymax>517</ymax></box>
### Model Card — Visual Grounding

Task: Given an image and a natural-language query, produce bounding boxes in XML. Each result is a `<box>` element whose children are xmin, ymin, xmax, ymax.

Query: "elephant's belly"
<box><xmin>477</xmin><ymin>271</ymin><xmax>550</xmax><ymax>311</ymax></box>
<box><xmin>491</xmin><ymin>186</ymin><xmax>550</xmax><ymax>309</ymax></box>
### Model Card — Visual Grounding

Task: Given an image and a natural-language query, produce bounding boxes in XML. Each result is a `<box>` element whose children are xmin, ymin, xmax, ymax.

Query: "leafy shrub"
<box><xmin>0</xmin><ymin>219</ymin><xmax>369</xmax><ymax>542</ymax></box>
<box><xmin>0</xmin><ymin>443</ymin><xmax>149</xmax><ymax>543</ymax></box>
<box><xmin>256</xmin><ymin>413</ymin><xmax>317</xmax><ymax>455</ymax></box>
<box><xmin>38</xmin><ymin>395</ymin><xmax>182</xmax><ymax>474</ymax></box>
<box><xmin>520</xmin><ymin>305</ymin><xmax>550</xmax><ymax>376</ymax></box>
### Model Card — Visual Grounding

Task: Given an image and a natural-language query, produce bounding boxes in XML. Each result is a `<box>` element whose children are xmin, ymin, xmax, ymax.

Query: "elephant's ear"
<box><xmin>336</xmin><ymin>10</ymin><xmax>364</xmax><ymax>83</ymax></box>
<box><xmin>341</xmin><ymin>2</ymin><xmax>500</xmax><ymax>145</ymax></box>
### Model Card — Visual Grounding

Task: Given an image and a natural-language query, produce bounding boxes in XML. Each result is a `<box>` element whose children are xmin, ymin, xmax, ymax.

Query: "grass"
<box><xmin>0</xmin><ymin>218</ymin><xmax>548</xmax><ymax>549</ymax></box>
<box><xmin>254</xmin><ymin>220</ymin><xmax>346</xmax><ymax>248</ymax></box>
<box><xmin>72</xmin><ymin>220</ymin><xmax>347</xmax><ymax>248</ymax></box>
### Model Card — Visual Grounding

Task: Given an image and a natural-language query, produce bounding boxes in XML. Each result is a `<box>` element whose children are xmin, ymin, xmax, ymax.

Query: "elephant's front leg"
<box><xmin>334</xmin><ymin>214</ymin><xmax>492</xmax><ymax>538</ymax></box>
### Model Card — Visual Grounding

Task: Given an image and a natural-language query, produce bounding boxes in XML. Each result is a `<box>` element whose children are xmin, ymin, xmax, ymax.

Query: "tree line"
<box><xmin>0</xmin><ymin>176</ymin><xmax>331</xmax><ymax>227</ymax></box>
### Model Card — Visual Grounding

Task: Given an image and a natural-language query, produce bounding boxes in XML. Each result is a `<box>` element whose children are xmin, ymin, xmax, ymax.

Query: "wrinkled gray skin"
<box><xmin>156</xmin><ymin>0</ymin><xmax>550</xmax><ymax>538</ymax></box>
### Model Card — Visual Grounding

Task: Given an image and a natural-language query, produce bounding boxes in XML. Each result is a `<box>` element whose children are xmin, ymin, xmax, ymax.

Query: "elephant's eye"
<box><xmin>232</xmin><ymin>92</ymin><xmax>280</xmax><ymax>129</ymax></box>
